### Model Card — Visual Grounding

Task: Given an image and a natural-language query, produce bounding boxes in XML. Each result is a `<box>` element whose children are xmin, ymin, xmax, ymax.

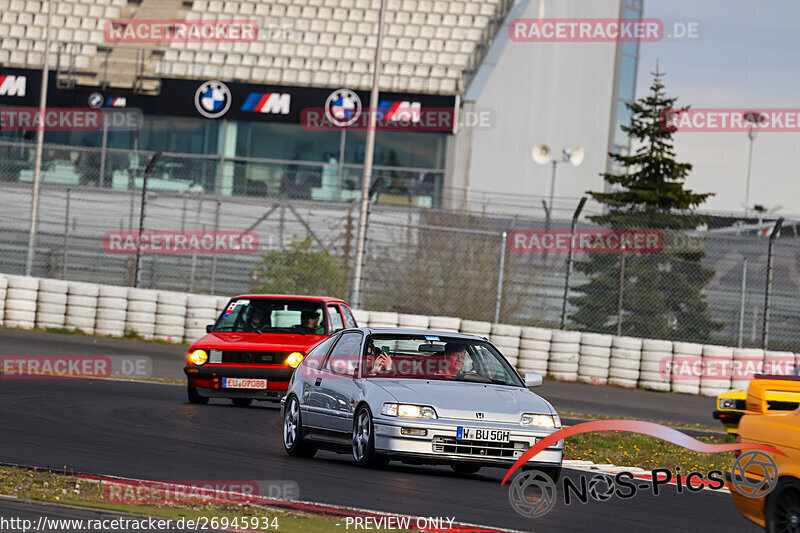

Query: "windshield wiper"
<box><xmin>454</xmin><ymin>375</ymin><xmax>512</xmax><ymax>386</ymax></box>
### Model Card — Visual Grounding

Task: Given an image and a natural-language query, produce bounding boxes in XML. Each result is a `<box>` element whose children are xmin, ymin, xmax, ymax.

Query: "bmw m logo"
<box><xmin>195</xmin><ymin>80</ymin><xmax>231</xmax><ymax>119</ymax></box>
<box><xmin>325</xmin><ymin>88</ymin><xmax>362</xmax><ymax>127</ymax></box>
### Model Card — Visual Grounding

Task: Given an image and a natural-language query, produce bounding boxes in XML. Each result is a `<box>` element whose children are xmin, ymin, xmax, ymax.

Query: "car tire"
<box><xmin>187</xmin><ymin>381</ymin><xmax>209</xmax><ymax>405</ymax></box>
<box><xmin>231</xmin><ymin>398</ymin><xmax>253</xmax><ymax>407</ymax></box>
<box><xmin>450</xmin><ymin>463</ymin><xmax>481</xmax><ymax>475</ymax></box>
<box><xmin>352</xmin><ymin>406</ymin><xmax>381</xmax><ymax>468</ymax></box>
<box><xmin>766</xmin><ymin>477</ymin><xmax>800</xmax><ymax>533</ymax></box>
<box><xmin>283</xmin><ymin>396</ymin><xmax>317</xmax><ymax>458</ymax></box>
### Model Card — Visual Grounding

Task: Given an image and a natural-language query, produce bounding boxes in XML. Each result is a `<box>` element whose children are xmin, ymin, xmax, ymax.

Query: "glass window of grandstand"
<box><xmin>1</xmin><ymin>113</ymin><xmax>447</xmax><ymax>207</ymax></box>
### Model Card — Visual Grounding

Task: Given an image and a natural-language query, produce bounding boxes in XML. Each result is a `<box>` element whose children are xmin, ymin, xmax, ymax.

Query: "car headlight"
<box><xmin>720</xmin><ymin>398</ymin><xmax>736</xmax><ymax>410</ymax></box>
<box><xmin>381</xmin><ymin>403</ymin><xmax>438</xmax><ymax>419</ymax></box>
<box><xmin>188</xmin><ymin>349</ymin><xmax>208</xmax><ymax>366</ymax></box>
<box><xmin>521</xmin><ymin>413</ymin><xmax>560</xmax><ymax>428</ymax></box>
<box><xmin>286</xmin><ymin>352</ymin><xmax>304</xmax><ymax>368</ymax></box>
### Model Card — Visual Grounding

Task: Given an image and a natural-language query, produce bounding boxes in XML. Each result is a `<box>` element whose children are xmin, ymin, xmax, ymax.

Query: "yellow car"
<box><xmin>729</xmin><ymin>375</ymin><xmax>800</xmax><ymax>531</ymax></box>
<box><xmin>714</xmin><ymin>367</ymin><xmax>800</xmax><ymax>434</ymax></box>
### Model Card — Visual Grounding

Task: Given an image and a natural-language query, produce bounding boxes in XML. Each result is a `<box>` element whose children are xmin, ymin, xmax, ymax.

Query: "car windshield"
<box><xmin>212</xmin><ymin>298</ymin><xmax>327</xmax><ymax>335</ymax></box>
<box><xmin>362</xmin><ymin>334</ymin><xmax>524</xmax><ymax>387</ymax></box>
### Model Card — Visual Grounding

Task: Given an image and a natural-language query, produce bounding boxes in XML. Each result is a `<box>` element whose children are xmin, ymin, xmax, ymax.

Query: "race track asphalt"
<box><xmin>0</xmin><ymin>328</ymin><xmax>719</xmax><ymax>427</ymax></box>
<box><xmin>0</xmin><ymin>328</ymin><xmax>757</xmax><ymax>532</ymax></box>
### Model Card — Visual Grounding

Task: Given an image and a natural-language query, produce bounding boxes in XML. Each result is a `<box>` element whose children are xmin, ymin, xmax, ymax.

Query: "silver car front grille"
<box><xmin>432</xmin><ymin>436</ymin><xmax>529</xmax><ymax>458</ymax></box>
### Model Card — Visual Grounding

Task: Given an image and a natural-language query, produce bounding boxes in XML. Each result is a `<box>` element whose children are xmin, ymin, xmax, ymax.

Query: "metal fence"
<box><xmin>2</xmin><ymin>156</ymin><xmax>799</xmax><ymax>352</ymax></box>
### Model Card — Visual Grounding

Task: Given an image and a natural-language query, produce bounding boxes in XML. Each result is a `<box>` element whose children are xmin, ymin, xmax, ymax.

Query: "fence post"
<box><xmin>133</xmin><ymin>153</ymin><xmax>161</xmax><ymax>287</ymax></box>
<box><xmin>210</xmin><ymin>200</ymin><xmax>221</xmax><ymax>294</ymax></box>
<box><xmin>762</xmin><ymin>218</ymin><xmax>783</xmax><ymax>349</ymax></box>
<box><xmin>560</xmin><ymin>197</ymin><xmax>587</xmax><ymax>329</ymax></box>
<box><xmin>737</xmin><ymin>258</ymin><xmax>747</xmax><ymax>348</ymax></box>
<box><xmin>493</xmin><ymin>231</ymin><xmax>508</xmax><ymax>324</ymax></box>
<box><xmin>62</xmin><ymin>188</ymin><xmax>71</xmax><ymax>279</ymax></box>
<box><xmin>616</xmin><ymin>245</ymin><xmax>626</xmax><ymax>336</ymax></box>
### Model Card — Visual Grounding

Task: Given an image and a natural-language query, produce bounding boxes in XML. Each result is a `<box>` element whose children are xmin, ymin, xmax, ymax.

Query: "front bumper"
<box><xmin>184</xmin><ymin>365</ymin><xmax>293</xmax><ymax>400</ymax></box>
<box><xmin>373</xmin><ymin>417</ymin><xmax>563</xmax><ymax>467</ymax></box>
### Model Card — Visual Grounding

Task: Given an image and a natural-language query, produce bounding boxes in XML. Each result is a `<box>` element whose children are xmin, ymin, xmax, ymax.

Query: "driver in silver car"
<box><xmin>436</xmin><ymin>342</ymin><xmax>467</xmax><ymax>378</ymax></box>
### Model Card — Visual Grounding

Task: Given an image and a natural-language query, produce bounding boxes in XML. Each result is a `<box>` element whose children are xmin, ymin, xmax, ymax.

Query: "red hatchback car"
<box><xmin>183</xmin><ymin>295</ymin><xmax>357</xmax><ymax>406</ymax></box>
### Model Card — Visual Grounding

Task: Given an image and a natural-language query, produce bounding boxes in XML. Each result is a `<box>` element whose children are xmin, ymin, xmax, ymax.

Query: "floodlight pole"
<box><xmin>350</xmin><ymin>0</ymin><xmax>386</xmax><ymax>308</ymax></box>
<box><xmin>744</xmin><ymin>128</ymin><xmax>756</xmax><ymax>216</ymax></box>
<box><xmin>24</xmin><ymin>0</ymin><xmax>53</xmax><ymax>276</ymax></box>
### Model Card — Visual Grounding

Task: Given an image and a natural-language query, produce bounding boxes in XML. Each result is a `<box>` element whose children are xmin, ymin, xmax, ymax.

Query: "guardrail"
<box><xmin>1</xmin><ymin>273</ymin><xmax>797</xmax><ymax>397</ymax></box>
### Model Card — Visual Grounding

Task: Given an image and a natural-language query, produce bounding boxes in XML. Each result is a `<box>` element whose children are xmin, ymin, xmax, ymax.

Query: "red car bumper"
<box><xmin>184</xmin><ymin>364</ymin><xmax>293</xmax><ymax>401</ymax></box>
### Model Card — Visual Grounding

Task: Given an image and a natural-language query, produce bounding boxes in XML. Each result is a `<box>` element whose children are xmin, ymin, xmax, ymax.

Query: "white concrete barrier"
<box><xmin>639</xmin><ymin>339</ymin><xmax>672</xmax><ymax>392</ymax></box>
<box><xmin>699</xmin><ymin>345</ymin><xmax>734</xmax><ymax>397</ymax></box>
<box><xmin>155</xmin><ymin>290</ymin><xmax>187</xmax><ymax>343</ymax></box>
<box><xmin>3</xmin><ymin>273</ymin><xmax>799</xmax><ymax>398</ymax></box>
<box><xmin>35</xmin><ymin>278</ymin><xmax>68</xmax><ymax>330</ymax></box>
<box><xmin>578</xmin><ymin>333</ymin><xmax>612</xmax><ymax>386</ymax></box>
<box><xmin>368</xmin><ymin>311</ymin><xmax>399</xmax><ymax>328</ymax></box>
<box><xmin>95</xmin><ymin>284</ymin><xmax>128</xmax><ymax>337</ymax></box>
<box><xmin>65</xmin><ymin>281</ymin><xmax>98</xmax><ymax>334</ymax></box>
<box><xmin>548</xmin><ymin>330</ymin><xmax>581</xmax><ymax>382</ymax></box>
<box><xmin>670</xmin><ymin>341</ymin><xmax>703</xmax><ymax>394</ymax></box>
<box><xmin>126</xmin><ymin>288</ymin><xmax>158</xmax><ymax>339</ymax></box>
<box><xmin>731</xmin><ymin>348</ymin><xmax>764</xmax><ymax>390</ymax></box>
<box><xmin>185</xmin><ymin>294</ymin><xmax>219</xmax><ymax>342</ymax></box>
<box><xmin>609</xmin><ymin>336</ymin><xmax>642</xmax><ymax>388</ymax></box>
<box><xmin>398</xmin><ymin>313</ymin><xmax>429</xmax><ymax>329</ymax></box>
<box><xmin>351</xmin><ymin>309</ymin><xmax>370</xmax><ymax>326</ymax></box>
<box><xmin>4</xmin><ymin>275</ymin><xmax>39</xmax><ymax>329</ymax></box>
<box><xmin>428</xmin><ymin>315</ymin><xmax>461</xmax><ymax>332</ymax></box>
<box><xmin>459</xmin><ymin>319</ymin><xmax>492</xmax><ymax>336</ymax></box>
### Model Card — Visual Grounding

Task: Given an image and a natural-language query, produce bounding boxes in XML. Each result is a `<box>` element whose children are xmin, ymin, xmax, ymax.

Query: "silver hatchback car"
<box><xmin>280</xmin><ymin>328</ymin><xmax>563</xmax><ymax>477</ymax></box>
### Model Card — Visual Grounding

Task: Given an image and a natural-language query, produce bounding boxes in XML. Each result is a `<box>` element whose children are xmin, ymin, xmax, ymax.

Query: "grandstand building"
<box><xmin>0</xmin><ymin>0</ymin><xmax>639</xmax><ymax>212</ymax></box>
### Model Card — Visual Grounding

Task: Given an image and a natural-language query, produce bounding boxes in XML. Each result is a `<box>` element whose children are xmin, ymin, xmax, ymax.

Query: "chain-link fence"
<box><xmin>1</xmin><ymin>145</ymin><xmax>799</xmax><ymax>352</ymax></box>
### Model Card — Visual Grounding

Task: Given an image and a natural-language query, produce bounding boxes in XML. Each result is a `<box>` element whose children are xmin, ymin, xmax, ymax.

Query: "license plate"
<box><xmin>222</xmin><ymin>378</ymin><xmax>267</xmax><ymax>389</ymax></box>
<box><xmin>457</xmin><ymin>427</ymin><xmax>510</xmax><ymax>443</ymax></box>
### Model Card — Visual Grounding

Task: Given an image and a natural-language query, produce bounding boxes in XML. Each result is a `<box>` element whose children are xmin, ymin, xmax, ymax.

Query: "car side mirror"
<box><xmin>205</xmin><ymin>324</ymin><xmax>214</xmax><ymax>333</ymax></box>
<box><xmin>524</xmin><ymin>372</ymin><xmax>543</xmax><ymax>389</ymax></box>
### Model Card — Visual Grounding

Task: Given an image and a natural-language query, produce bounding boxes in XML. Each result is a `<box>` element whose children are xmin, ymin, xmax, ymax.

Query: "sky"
<box><xmin>637</xmin><ymin>0</ymin><xmax>800</xmax><ymax>216</ymax></box>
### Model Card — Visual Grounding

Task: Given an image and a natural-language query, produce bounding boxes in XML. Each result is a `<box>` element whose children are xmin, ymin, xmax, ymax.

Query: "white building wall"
<box><xmin>453</xmin><ymin>0</ymin><xmax>623</xmax><ymax>218</ymax></box>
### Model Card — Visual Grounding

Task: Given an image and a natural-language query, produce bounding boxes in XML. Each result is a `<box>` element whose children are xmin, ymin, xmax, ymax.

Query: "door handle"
<box><xmin>315</xmin><ymin>378</ymin><xmax>322</xmax><ymax>386</ymax></box>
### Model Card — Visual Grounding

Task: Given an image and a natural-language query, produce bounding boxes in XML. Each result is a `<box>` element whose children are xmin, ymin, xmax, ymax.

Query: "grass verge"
<box><xmin>563</xmin><ymin>431</ymin><xmax>736</xmax><ymax>473</ymax></box>
<box><xmin>0</xmin><ymin>465</ymin><xmax>410</xmax><ymax>532</ymax></box>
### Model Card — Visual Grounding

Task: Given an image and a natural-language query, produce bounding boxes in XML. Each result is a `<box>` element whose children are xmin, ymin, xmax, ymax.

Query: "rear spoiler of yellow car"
<box><xmin>746</xmin><ymin>375</ymin><xmax>800</xmax><ymax>415</ymax></box>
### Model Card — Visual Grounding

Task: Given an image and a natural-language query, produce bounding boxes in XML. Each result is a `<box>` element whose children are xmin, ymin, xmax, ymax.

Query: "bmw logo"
<box><xmin>195</xmin><ymin>80</ymin><xmax>231</xmax><ymax>119</ymax></box>
<box><xmin>88</xmin><ymin>92</ymin><xmax>104</xmax><ymax>109</ymax></box>
<box><xmin>325</xmin><ymin>88</ymin><xmax>362</xmax><ymax>127</ymax></box>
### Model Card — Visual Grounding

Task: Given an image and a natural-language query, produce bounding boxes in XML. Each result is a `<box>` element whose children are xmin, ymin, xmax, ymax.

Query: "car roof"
<box><xmin>345</xmin><ymin>327</ymin><xmax>486</xmax><ymax>340</ymax></box>
<box><xmin>231</xmin><ymin>294</ymin><xmax>350</xmax><ymax>304</ymax></box>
